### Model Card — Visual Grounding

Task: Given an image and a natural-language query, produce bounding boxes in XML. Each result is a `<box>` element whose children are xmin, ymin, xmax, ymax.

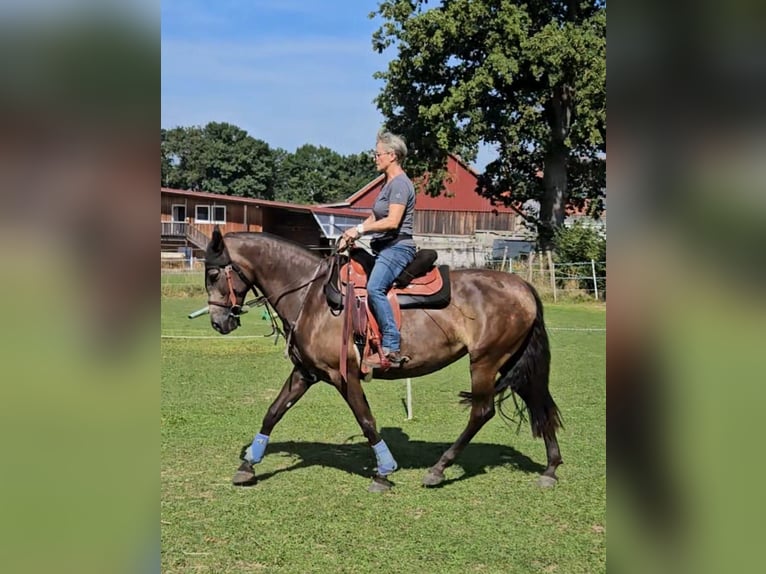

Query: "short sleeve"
<box><xmin>388</xmin><ymin>179</ymin><xmax>411</xmax><ymax>205</ymax></box>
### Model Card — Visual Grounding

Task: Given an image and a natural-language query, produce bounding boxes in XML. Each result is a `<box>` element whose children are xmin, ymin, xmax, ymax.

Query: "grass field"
<box><xmin>161</xmin><ymin>295</ymin><xmax>605</xmax><ymax>573</ymax></box>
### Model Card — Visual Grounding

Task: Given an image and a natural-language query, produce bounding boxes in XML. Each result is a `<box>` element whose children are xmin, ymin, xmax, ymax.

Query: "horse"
<box><xmin>204</xmin><ymin>227</ymin><xmax>563</xmax><ymax>492</ymax></box>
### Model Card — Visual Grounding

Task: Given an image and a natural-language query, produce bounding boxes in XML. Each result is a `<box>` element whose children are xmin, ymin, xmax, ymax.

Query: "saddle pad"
<box><xmin>339</xmin><ymin>261</ymin><xmax>443</xmax><ymax>295</ymax></box>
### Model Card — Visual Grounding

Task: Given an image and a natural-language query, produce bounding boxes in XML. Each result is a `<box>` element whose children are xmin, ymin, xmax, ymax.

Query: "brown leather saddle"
<box><xmin>331</xmin><ymin>249</ymin><xmax>451</xmax><ymax>374</ymax></box>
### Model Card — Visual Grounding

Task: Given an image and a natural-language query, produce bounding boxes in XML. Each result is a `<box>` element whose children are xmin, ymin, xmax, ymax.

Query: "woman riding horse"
<box><xmin>204</xmin><ymin>227</ymin><xmax>562</xmax><ymax>492</ymax></box>
<box><xmin>338</xmin><ymin>131</ymin><xmax>417</xmax><ymax>368</ymax></box>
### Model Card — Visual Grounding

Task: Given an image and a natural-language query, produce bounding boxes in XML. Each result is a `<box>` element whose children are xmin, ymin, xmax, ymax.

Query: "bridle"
<box><xmin>205</xmin><ymin>249</ymin><xmax>335</xmax><ymax>346</ymax></box>
<box><xmin>206</xmin><ymin>262</ymin><xmax>256</xmax><ymax>326</ymax></box>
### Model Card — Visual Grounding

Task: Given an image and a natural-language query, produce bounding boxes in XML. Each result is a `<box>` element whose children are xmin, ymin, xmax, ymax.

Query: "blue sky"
<box><xmin>162</xmin><ymin>1</ymin><xmax>397</xmax><ymax>156</ymax></box>
<box><xmin>162</xmin><ymin>0</ymin><xmax>494</xmax><ymax>170</ymax></box>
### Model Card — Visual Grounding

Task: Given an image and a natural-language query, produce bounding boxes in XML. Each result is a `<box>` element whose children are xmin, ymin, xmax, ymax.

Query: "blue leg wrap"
<box><xmin>373</xmin><ymin>440</ymin><xmax>398</xmax><ymax>476</ymax></box>
<box><xmin>244</xmin><ymin>433</ymin><xmax>270</xmax><ymax>464</ymax></box>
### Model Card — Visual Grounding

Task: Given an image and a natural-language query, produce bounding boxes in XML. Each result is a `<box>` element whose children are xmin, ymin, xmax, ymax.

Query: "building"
<box><xmin>160</xmin><ymin>153</ymin><xmax>601</xmax><ymax>266</ymax></box>
<box><xmin>160</xmin><ymin>187</ymin><xmax>365</xmax><ymax>258</ymax></box>
<box><xmin>322</xmin><ymin>154</ymin><xmax>535</xmax><ymax>264</ymax></box>
<box><xmin>327</xmin><ymin>154</ymin><xmax>527</xmax><ymax>236</ymax></box>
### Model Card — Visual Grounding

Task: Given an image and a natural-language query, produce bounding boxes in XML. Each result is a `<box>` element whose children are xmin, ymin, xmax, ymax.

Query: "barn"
<box><xmin>322</xmin><ymin>154</ymin><xmax>535</xmax><ymax>263</ymax></box>
<box><xmin>326</xmin><ymin>155</ymin><xmax>524</xmax><ymax>234</ymax></box>
<box><xmin>161</xmin><ymin>154</ymin><xmax>539</xmax><ymax>266</ymax></box>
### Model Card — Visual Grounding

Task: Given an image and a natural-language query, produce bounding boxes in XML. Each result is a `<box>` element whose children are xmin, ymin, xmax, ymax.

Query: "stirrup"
<box><xmin>364</xmin><ymin>351</ymin><xmax>409</xmax><ymax>370</ymax></box>
<box><xmin>385</xmin><ymin>352</ymin><xmax>410</xmax><ymax>367</ymax></box>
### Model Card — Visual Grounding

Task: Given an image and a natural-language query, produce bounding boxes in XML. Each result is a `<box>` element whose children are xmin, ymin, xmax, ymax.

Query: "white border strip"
<box><xmin>549</xmin><ymin>327</ymin><xmax>606</xmax><ymax>332</ymax></box>
<box><xmin>161</xmin><ymin>327</ymin><xmax>605</xmax><ymax>340</ymax></box>
<box><xmin>161</xmin><ymin>334</ymin><xmax>264</xmax><ymax>339</ymax></box>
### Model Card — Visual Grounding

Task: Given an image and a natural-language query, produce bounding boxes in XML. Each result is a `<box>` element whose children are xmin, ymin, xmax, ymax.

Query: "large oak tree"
<box><xmin>372</xmin><ymin>0</ymin><xmax>606</xmax><ymax>247</ymax></box>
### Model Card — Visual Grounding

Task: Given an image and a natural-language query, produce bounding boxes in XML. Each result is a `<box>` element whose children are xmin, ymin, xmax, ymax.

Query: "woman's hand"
<box><xmin>338</xmin><ymin>227</ymin><xmax>360</xmax><ymax>252</ymax></box>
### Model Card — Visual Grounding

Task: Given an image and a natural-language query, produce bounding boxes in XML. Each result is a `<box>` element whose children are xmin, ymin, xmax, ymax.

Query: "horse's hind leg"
<box><xmin>423</xmin><ymin>362</ymin><xmax>497</xmax><ymax>487</ymax></box>
<box><xmin>538</xmin><ymin>434</ymin><xmax>563</xmax><ymax>486</ymax></box>
<box><xmin>233</xmin><ymin>368</ymin><xmax>314</xmax><ymax>486</ymax></box>
<box><xmin>513</xmin><ymin>379</ymin><xmax>563</xmax><ymax>487</ymax></box>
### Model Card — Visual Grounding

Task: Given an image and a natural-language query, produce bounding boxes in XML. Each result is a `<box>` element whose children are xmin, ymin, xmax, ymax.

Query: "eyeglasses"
<box><xmin>373</xmin><ymin>151</ymin><xmax>393</xmax><ymax>158</ymax></box>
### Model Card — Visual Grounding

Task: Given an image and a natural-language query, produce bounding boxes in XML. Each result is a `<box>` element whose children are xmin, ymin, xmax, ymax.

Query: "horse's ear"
<box><xmin>207</xmin><ymin>225</ymin><xmax>224</xmax><ymax>257</ymax></box>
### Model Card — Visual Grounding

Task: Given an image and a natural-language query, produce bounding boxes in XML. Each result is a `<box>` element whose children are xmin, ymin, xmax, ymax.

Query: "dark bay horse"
<box><xmin>204</xmin><ymin>228</ymin><xmax>563</xmax><ymax>491</ymax></box>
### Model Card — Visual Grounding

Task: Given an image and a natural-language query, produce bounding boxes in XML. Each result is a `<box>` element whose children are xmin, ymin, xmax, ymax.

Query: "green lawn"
<box><xmin>162</xmin><ymin>296</ymin><xmax>605</xmax><ymax>573</ymax></box>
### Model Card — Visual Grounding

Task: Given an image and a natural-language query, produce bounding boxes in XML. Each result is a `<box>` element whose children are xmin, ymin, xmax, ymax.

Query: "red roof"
<box><xmin>161</xmin><ymin>187</ymin><xmax>364</xmax><ymax>219</ymax></box>
<box><xmin>338</xmin><ymin>155</ymin><xmax>517</xmax><ymax>213</ymax></box>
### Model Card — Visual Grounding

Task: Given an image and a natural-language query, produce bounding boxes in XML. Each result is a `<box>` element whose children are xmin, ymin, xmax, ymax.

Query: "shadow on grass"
<box><xmin>245</xmin><ymin>427</ymin><xmax>545</xmax><ymax>487</ymax></box>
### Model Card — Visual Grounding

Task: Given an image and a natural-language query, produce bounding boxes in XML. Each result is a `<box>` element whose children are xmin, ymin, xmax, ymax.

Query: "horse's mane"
<box><xmin>224</xmin><ymin>232</ymin><xmax>323</xmax><ymax>264</ymax></box>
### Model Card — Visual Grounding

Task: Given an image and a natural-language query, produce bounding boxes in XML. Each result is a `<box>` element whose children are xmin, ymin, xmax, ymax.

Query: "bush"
<box><xmin>554</xmin><ymin>221</ymin><xmax>606</xmax><ymax>297</ymax></box>
<box><xmin>554</xmin><ymin>220</ymin><xmax>605</xmax><ymax>263</ymax></box>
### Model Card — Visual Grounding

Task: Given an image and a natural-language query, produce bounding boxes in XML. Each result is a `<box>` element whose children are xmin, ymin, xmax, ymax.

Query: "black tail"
<box><xmin>460</xmin><ymin>284</ymin><xmax>563</xmax><ymax>440</ymax></box>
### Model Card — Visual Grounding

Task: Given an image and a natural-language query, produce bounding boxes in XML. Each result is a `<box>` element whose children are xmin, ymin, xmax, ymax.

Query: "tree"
<box><xmin>161</xmin><ymin>123</ymin><xmax>275</xmax><ymax>199</ymax></box>
<box><xmin>372</xmin><ymin>0</ymin><xmax>606</xmax><ymax>249</ymax></box>
<box><xmin>161</xmin><ymin>125</ymin><xmax>206</xmax><ymax>191</ymax></box>
<box><xmin>275</xmin><ymin>144</ymin><xmax>342</xmax><ymax>204</ymax></box>
<box><xmin>274</xmin><ymin>145</ymin><xmax>378</xmax><ymax>204</ymax></box>
<box><xmin>340</xmin><ymin>152</ymin><xmax>380</xmax><ymax>200</ymax></box>
<box><xmin>160</xmin><ymin>124</ymin><xmax>378</xmax><ymax>203</ymax></box>
<box><xmin>161</xmin><ymin>128</ymin><xmax>172</xmax><ymax>187</ymax></box>
<box><xmin>200</xmin><ymin>122</ymin><xmax>274</xmax><ymax>199</ymax></box>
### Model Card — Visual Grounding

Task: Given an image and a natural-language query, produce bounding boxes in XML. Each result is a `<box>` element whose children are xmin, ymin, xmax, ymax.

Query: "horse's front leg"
<box><xmin>232</xmin><ymin>367</ymin><xmax>314</xmax><ymax>486</ymax></box>
<box><xmin>333</xmin><ymin>374</ymin><xmax>398</xmax><ymax>493</ymax></box>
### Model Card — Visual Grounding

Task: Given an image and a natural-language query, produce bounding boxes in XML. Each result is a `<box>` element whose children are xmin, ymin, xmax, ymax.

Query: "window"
<box><xmin>171</xmin><ymin>204</ymin><xmax>186</xmax><ymax>222</ymax></box>
<box><xmin>194</xmin><ymin>204</ymin><xmax>226</xmax><ymax>223</ymax></box>
<box><xmin>195</xmin><ymin>205</ymin><xmax>210</xmax><ymax>222</ymax></box>
<box><xmin>312</xmin><ymin>213</ymin><xmax>364</xmax><ymax>239</ymax></box>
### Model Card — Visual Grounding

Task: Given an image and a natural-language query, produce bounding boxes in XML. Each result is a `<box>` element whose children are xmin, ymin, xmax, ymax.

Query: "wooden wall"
<box><xmin>161</xmin><ymin>194</ymin><xmax>263</xmax><ymax>234</ymax></box>
<box><xmin>414</xmin><ymin>210</ymin><xmax>519</xmax><ymax>235</ymax></box>
<box><xmin>262</xmin><ymin>209</ymin><xmax>325</xmax><ymax>250</ymax></box>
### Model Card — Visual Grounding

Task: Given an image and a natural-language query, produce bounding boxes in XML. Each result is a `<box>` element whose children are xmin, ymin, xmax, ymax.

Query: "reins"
<box><xmin>284</xmin><ymin>257</ymin><xmax>331</xmax><ymax>352</ymax></box>
<box><xmin>207</xmin><ymin>239</ymin><xmax>359</xmax><ymax>380</ymax></box>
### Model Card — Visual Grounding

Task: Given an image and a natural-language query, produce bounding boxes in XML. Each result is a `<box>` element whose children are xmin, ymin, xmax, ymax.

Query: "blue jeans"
<box><xmin>367</xmin><ymin>242</ymin><xmax>416</xmax><ymax>352</ymax></box>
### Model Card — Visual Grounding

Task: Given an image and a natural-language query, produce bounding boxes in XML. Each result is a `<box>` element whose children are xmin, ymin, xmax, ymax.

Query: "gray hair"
<box><xmin>376</xmin><ymin>131</ymin><xmax>408</xmax><ymax>163</ymax></box>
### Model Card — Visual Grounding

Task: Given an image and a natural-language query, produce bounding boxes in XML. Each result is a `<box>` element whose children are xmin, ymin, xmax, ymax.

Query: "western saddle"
<box><xmin>328</xmin><ymin>248</ymin><xmax>451</xmax><ymax>375</ymax></box>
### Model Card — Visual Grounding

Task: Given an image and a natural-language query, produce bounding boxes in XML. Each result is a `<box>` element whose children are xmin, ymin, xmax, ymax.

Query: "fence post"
<box><xmin>501</xmin><ymin>246</ymin><xmax>508</xmax><ymax>272</ymax></box>
<box><xmin>527</xmin><ymin>251</ymin><xmax>535</xmax><ymax>282</ymax></box>
<box><xmin>547</xmin><ymin>250</ymin><xmax>557</xmax><ymax>302</ymax></box>
<box><xmin>591</xmin><ymin>259</ymin><xmax>599</xmax><ymax>300</ymax></box>
<box><xmin>406</xmin><ymin>378</ymin><xmax>413</xmax><ymax>420</ymax></box>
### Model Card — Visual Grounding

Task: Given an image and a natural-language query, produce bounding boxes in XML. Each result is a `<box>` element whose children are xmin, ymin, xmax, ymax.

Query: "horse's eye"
<box><xmin>208</xmin><ymin>269</ymin><xmax>220</xmax><ymax>281</ymax></box>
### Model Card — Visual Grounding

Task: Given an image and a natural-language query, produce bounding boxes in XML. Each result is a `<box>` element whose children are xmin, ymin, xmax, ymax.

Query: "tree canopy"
<box><xmin>162</xmin><ymin>123</ymin><xmax>275</xmax><ymax>198</ymax></box>
<box><xmin>372</xmin><ymin>0</ymin><xmax>606</xmax><ymax>248</ymax></box>
<box><xmin>273</xmin><ymin>145</ymin><xmax>377</xmax><ymax>204</ymax></box>
<box><xmin>161</xmin><ymin>123</ymin><xmax>377</xmax><ymax>204</ymax></box>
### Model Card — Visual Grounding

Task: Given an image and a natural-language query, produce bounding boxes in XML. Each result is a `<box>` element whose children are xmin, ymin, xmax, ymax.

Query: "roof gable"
<box><xmin>341</xmin><ymin>155</ymin><xmax>517</xmax><ymax>213</ymax></box>
<box><xmin>161</xmin><ymin>187</ymin><xmax>364</xmax><ymax>218</ymax></box>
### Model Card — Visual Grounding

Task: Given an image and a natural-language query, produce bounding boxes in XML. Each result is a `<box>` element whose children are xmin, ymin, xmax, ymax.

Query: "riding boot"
<box><xmin>384</xmin><ymin>350</ymin><xmax>410</xmax><ymax>367</ymax></box>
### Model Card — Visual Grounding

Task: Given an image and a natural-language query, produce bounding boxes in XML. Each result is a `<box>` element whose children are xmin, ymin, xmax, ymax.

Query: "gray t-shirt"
<box><xmin>371</xmin><ymin>174</ymin><xmax>416</xmax><ymax>246</ymax></box>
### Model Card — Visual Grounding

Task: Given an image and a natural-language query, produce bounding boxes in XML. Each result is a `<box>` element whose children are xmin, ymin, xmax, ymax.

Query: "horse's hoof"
<box><xmin>537</xmin><ymin>475</ymin><xmax>557</xmax><ymax>488</ymax></box>
<box><xmin>232</xmin><ymin>461</ymin><xmax>258</xmax><ymax>486</ymax></box>
<box><xmin>422</xmin><ymin>469</ymin><xmax>444</xmax><ymax>487</ymax></box>
<box><xmin>368</xmin><ymin>475</ymin><xmax>394</xmax><ymax>493</ymax></box>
